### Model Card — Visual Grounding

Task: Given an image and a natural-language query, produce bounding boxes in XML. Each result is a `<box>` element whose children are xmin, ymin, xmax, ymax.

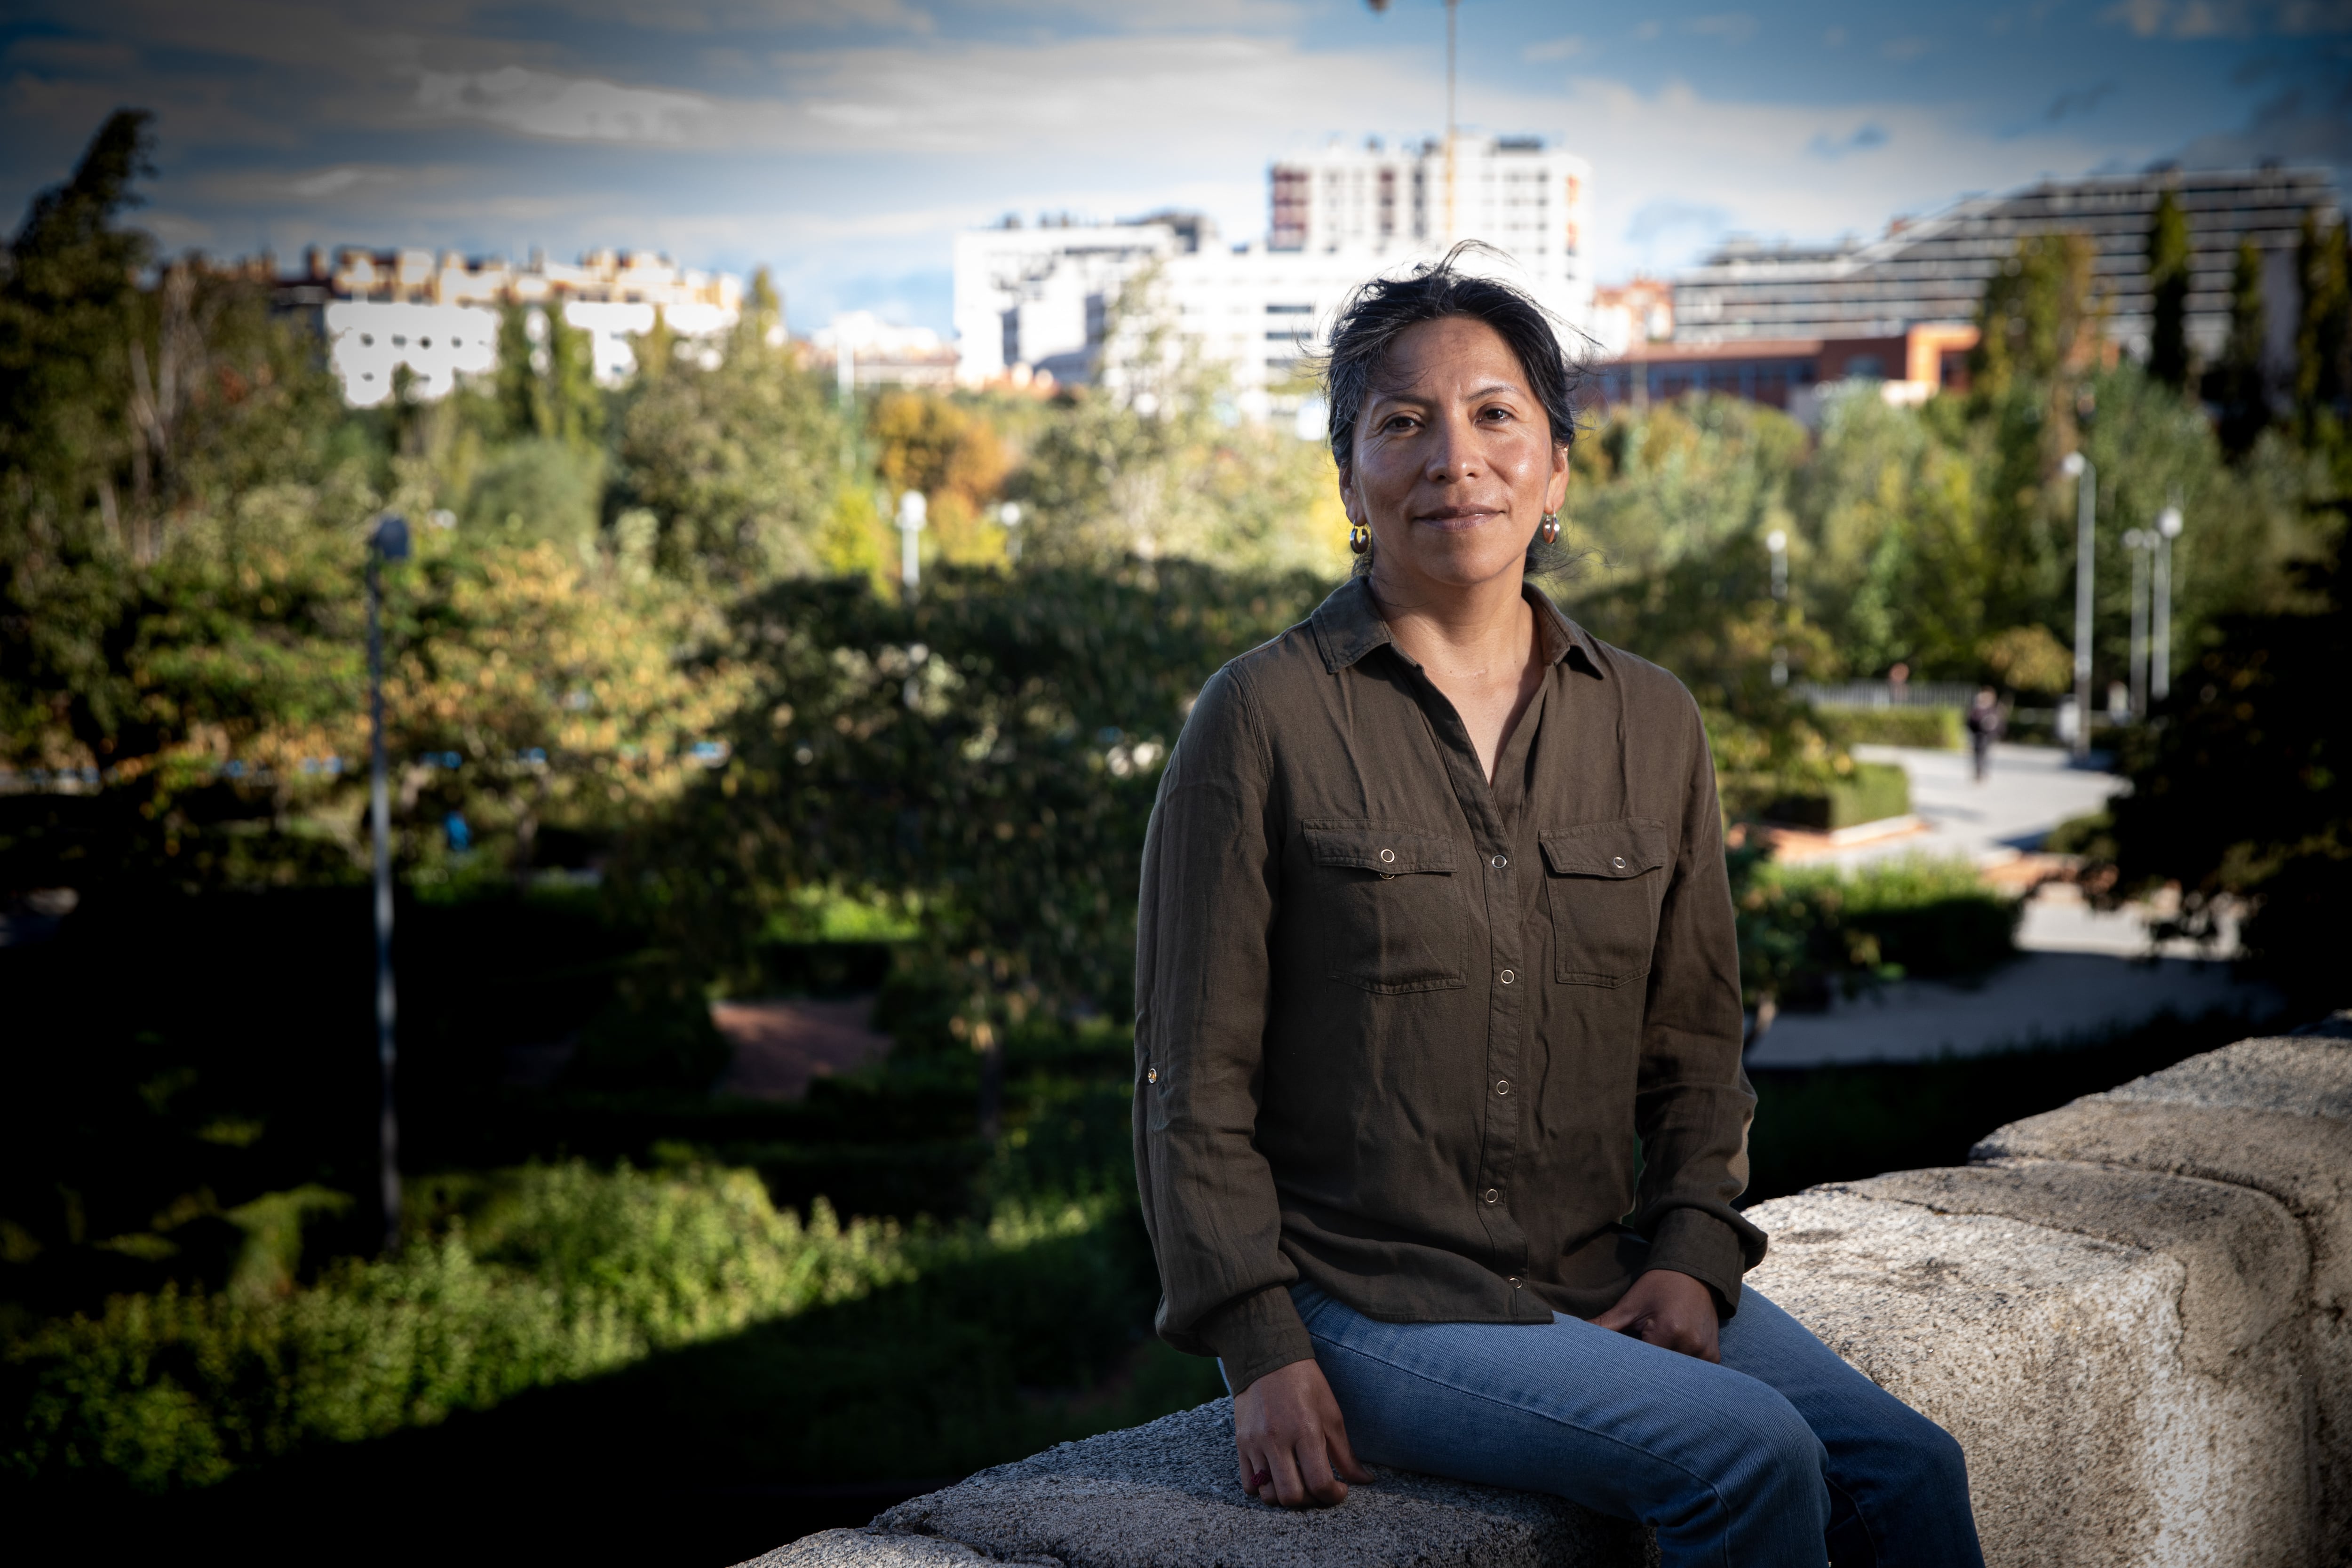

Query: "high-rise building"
<box><xmin>953</xmin><ymin>136</ymin><xmax>1594</xmax><ymax>409</ymax></box>
<box><xmin>1269</xmin><ymin>136</ymin><xmax>1589</xmax><ymax>302</ymax></box>
<box><xmin>1671</xmin><ymin>166</ymin><xmax>2339</xmax><ymax>365</ymax></box>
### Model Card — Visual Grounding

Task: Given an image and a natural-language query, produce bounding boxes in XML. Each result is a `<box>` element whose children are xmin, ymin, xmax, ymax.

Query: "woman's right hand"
<box><xmin>1232</xmin><ymin>1357</ymin><xmax>1372</xmax><ymax>1508</ymax></box>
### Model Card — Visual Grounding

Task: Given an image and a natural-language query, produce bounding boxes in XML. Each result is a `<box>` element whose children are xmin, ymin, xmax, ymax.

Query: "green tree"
<box><xmin>1971</xmin><ymin>233</ymin><xmax>2098</xmax><ymax>402</ymax></box>
<box><xmin>2295</xmin><ymin>212</ymin><xmax>2350</xmax><ymax>438</ymax></box>
<box><xmin>0</xmin><ymin>108</ymin><xmax>151</xmax><ymax>533</ymax></box>
<box><xmin>2146</xmin><ymin>189</ymin><xmax>2193</xmax><ymax>390</ymax></box>
<box><xmin>2215</xmin><ymin>237</ymin><xmax>2272</xmax><ymax>457</ymax></box>
<box><xmin>493</xmin><ymin>304</ymin><xmax>601</xmax><ymax>446</ymax></box>
<box><xmin>1006</xmin><ymin>274</ymin><xmax>1350</xmax><ymax>579</ymax></box>
<box><xmin>621</xmin><ymin>563</ymin><xmax>1323</xmax><ymax>1019</ymax></box>
<box><xmin>2107</xmin><ymin>559</ymin><xmax>2347</xmax><ymax>1009</ymax></box>
<box><xmin>613</xmin><ymin>280</ymin><xmax>842</xmax><ymax>587</ymax></box>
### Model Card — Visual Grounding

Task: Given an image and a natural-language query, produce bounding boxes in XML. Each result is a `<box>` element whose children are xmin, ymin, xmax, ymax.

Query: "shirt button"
<box><xmin>1507</xmin><ymin>1276</ymin><xmax>1522</xmax><ymax>1289</ymax></box>
<box><xmin>1379</xmin><ymin>848</ymin><xmax>1396</xmax><ymax>864</ymax></box>
<box><xmin>1611</xmin><ymin>855</ymin><xmax>1628</xmax><ymax>871</ymax></box>
<box><xmin>1494</xmin><ymin>1079</ymin><xmax>1510</xmax><ymax>1095</ymax></box>
<box><xmin>1490</xmin><ymin>853</ymin><xmax>1508</xmax><ymax>869</ymax></box>
<box><xmin>1499</xmin><ymin>968</ymin><xmax>1515</xmax><ymax>985</ymax></box>
<box><xmin>1483</xmin><ymin>1187</ymin><xmax>1501</xmax><ymax>1204</ymax></box>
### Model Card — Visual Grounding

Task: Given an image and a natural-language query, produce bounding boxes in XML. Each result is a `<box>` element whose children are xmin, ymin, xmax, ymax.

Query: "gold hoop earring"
<box><xmin>1537</xmin><ymin>512</ymin><xmax>1561</xmax><ymax>545</ymax></box>
<box><xmin>1349</xmin><ymin>524</ymin><xmax>1371</xmax><ymax>556</ymax></box>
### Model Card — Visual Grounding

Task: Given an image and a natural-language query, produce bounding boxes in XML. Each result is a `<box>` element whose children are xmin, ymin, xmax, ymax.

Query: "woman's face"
<box><xmin>1340</xmin><ymin>314</ymin><xmax>1569</xmax><ymax>597</ymax></box>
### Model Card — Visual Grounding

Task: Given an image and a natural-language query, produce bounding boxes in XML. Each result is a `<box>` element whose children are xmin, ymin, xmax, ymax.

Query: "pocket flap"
<box><xmin>1540</xmin><ymin>819</ymin><xmax>1669</xmax><ymax>878</ymax></box>
<box><xmin>1303</xmin><ymin>823</ymin><xmax>1455</xmax><ymax>875</ymax></box>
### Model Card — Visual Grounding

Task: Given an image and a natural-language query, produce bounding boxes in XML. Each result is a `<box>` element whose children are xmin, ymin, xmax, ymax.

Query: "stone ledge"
<box><xmin>863</xmin><ymin>1399</ymin><xmax>1654</xmax><ymax>1568</ymax></box>
<box><xmin>740</xmin><ymin>1020</ymin><xmax>2352</xmax><ymax>1568</ymax></box>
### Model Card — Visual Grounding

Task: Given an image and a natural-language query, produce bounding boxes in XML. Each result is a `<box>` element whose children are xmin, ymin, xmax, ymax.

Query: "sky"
<box><xmin>2</xmin><ymin>0</ymin><xmax>2347</xmax><ymax>335</ymax></box>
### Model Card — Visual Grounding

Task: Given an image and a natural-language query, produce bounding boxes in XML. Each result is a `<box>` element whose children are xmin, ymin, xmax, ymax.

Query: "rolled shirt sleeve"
<box><xmin>1131</xmin><ymin>666</ymin><xmax>1314</xmax><ymax>1392</ymax></box>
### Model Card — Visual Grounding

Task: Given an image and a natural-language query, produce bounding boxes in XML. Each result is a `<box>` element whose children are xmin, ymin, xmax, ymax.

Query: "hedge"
<box><xmin>1812</xmin><ymin>705</ymin><xmax>1964</xmax><ymax>750</ymax></box>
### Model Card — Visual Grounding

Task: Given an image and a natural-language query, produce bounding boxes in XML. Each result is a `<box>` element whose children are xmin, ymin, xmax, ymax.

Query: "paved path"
<box><xmin>1751</xmin><ymin>742</ymin><xmax>2276</xmax><ymax>1065</ymax></box>
<box><xmin>712</xmin><ymin>996</ymin><xmax>892</xmax><ymax>1100</ymax></box>
<box><xmin>1816</xmin><ymin>743</ymin><xmax>2121</xmax><ymax>869</ymax></box>
<box><xmin>1746</xmin><ymin>953</ymin><xmax>2278</xmax><ymax>1068</ymax></box>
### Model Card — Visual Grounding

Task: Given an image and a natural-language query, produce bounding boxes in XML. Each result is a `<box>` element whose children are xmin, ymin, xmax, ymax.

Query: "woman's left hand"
<box><xmin>1591</xmin><ymin>1268</ymin><xmax>1722</xmax><ymax>1362</ymax></box>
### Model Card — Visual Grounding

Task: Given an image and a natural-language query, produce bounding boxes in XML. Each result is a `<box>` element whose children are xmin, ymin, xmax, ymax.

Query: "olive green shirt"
<box><xmin>1131</xmin><ymin>575</ymin><xmax>1765</xmax><ymax>1393</ymax></box>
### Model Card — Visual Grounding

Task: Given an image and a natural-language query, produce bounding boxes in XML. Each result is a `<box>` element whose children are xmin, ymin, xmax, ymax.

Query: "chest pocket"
<box><xmin>1541</xmin><ymin>819</ymin><xmax>1670</xmax><ymax>987</ymax></box>
<box><xmin>1302</xmin><ymin>823</ymin><xmax>1466</xmax><ymax>995</ymax></box>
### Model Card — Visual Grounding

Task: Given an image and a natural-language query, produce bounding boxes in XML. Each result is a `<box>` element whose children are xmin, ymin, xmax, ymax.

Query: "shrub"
<box><xmin>1812</xmin><ymin>706</ymin><xmax>1963</xmax><ymax>750</ymax></box>
<box><xmin>2</xmin><ymin>1162</ymin><xmax>941</xmax><ymax>1491</ymax></box>
<box><xmin>1765</xmin><ymin>760</ymin><xmax>1911</xmax><ymax>830</ymax></box>
<box><xmin>1735</xmin><ymin>853</ymin><xmax>2019</xmax><ymax>1009</ymax></box>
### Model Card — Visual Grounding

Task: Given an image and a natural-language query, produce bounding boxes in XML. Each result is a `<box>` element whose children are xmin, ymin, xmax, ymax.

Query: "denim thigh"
<box><xmin>1291</xmin><ymin>1284</ymin><xmax>1982</xmax><ymax>1568</ymax></box>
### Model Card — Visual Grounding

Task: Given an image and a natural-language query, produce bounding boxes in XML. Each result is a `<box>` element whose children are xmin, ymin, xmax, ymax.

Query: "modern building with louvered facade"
<box><xmin>1672</xmin><ymin>165</ymin><xmax>2340</xmax><ymax>364</ymax></box>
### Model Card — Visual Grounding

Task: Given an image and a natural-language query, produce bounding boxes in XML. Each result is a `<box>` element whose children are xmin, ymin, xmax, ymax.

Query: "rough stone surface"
<box><xmin>2094</xmin><ymin>1033</ymin><xmax>2352</xmax><ymax>1122</ymax></box>
<box><xmin>867</xmin><ymin>1400</ymin><xmax>1655</xmax><ymax>1568</ymax></box>
<box><xmin>1977</xmin><ymin>1072</ymin><xmax>2352</xmax><ymax>1562</ymax></box>
<box><xmin>1847</xmin><ymin>1159</ymin><xmax>2307</xmax><ymax>1370</ymax></box>
<box><xmin>1745</xmin><ymin>1188</ymin><xmax>2310</xmax><ymax>1568</ymax></box>
<box><xmin>736</xmin><ymin>1530</ymin><xmax>1038</xmax><ymax>1567</ymax></box>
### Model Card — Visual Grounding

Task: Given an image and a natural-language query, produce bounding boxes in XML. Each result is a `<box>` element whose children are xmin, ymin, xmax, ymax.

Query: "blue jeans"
<box><xmin>1279</xmin><ymin>1282</ymin><xmax>1984</xmax><ymax>1568</ymax></box>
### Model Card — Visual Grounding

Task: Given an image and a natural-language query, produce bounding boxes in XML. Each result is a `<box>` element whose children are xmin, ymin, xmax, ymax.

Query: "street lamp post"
<box><xmin>897</xmin><ymin>489</ymin><xmax>927</xmax><ymax>599</ymax></box>
<box><xmin>2061</xmin><ymin>452</ymin><xmax>2096</xmax><ymax>759</ymax></box>
<box><xmin>1765</xmin><ymin>528</ymin><xmax>1788</xmax><ymax>687</ymax></box>
<box><xmin>2153</xmin><ymin>501</ymin><xmax>2183</xmax><ymax>704</ymax></box>
<box><xmin>997</xmin><ymin>500</ymin><xmax>1023</xmax><ymax>565</ymax></box>
<box><xmin>366</xmin><ymin>512</ymin><xmax>410</xmax><ymax>1256</ymax></box>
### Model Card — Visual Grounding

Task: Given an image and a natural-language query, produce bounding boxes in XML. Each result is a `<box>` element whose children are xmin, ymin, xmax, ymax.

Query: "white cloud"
<box><xmin>413</xmin><ymin>66</ymin><xmax>717</xmax><ymax>142</ymax></box>
<box><xmin>1534</xmin><ymin>76</ymin><xmax>2137</xmax><ymax>277</ymax></box>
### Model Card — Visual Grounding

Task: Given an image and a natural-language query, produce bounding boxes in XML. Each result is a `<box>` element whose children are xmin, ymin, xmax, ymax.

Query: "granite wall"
<box><xmin>745</xmin><ymin>1016</ymin><xmax>2352</xmax><ymax>1568</ymax></box>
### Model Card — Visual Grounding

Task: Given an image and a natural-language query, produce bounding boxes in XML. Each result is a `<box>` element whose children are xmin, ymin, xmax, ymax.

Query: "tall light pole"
<box><xmin>366</xmin><ymin>512</ymin><xmax>410</xmax><ymax>1256</ymax></box>
<box><xmin>2153</xmin><ymin>501</ymin><xmax>2182</xmax><ymax>704</ymax></box>
<box><xmin>998</xmin><ymin>500</ymin><xmax>1024</xmax><ymax>565</ymax></box>
<box><xmin>1366</xmin><ymin>0</ymin><xmax>1460</xmax><ymax>244</ymax></box>
<box><xmin>1444</xmin><ymin>0</ymin><xmax>1459</xmax><ymax>246</ymax></box>
<box><xmin>897</xmin><ymin>489</ymin><xmax>927</xmax><ymax>600</ymax></box>
<box><xmin>2060</xmin><ymin>451</ymin><xmax>2095</xmax><ymax>759</ymax></box>
<box><xmin>1765</xmin><ymin>527</ymin><xmax>1788</xmax><ymax>687</ymax></box>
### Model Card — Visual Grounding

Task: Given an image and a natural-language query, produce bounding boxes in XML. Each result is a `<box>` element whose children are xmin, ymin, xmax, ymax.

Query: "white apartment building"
<box><xmin>954</xmin><ymin>136</ymin><xmax>1594</xmax><ymax>410</ymax></box>
<box><xmin>283</xmin><ymin>247</ymin><xmax>745</xmax><ymax>407</ymax></box>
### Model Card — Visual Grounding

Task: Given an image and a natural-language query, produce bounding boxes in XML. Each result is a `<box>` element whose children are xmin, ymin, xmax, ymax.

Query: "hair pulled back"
<box><xmin>1318</xmin><ymin>243</ymin><xmax>1583</xmax><ymax>577</ymax></box>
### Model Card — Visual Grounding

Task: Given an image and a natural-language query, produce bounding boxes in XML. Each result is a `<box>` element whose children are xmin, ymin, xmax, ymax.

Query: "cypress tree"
<box><xmin>2295</xmin><ymin>211</ymin><xmax>2350</xmax><ymax>433</ymax></box>
<box><xmin>2146</xmin><ymin>188</ymin><xmax>2192</xmax><ymax>389</ymax></box>
<box><xmin>2216</xmin><ymin>237</ymin><xmax>2271</xmax><ymax>457</ymax></box>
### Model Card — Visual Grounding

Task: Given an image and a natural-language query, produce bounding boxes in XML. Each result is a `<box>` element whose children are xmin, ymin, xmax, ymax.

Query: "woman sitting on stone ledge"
<box><xmin>1131</xmin><ymin>250</ymin><xmax>1986</xmax><ymax>1568</ymax></box>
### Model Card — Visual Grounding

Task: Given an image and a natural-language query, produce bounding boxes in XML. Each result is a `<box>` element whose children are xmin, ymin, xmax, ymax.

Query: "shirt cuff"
<box><xmin>1196</xmin><ymin>1284</ymin><xmax>1316</xmax><ymax>1394</ymax></box>
<box><xmin>1644</xmin><ymin>1206</ymin><xmax>1760</xmax><ymax>1317</ymax></box>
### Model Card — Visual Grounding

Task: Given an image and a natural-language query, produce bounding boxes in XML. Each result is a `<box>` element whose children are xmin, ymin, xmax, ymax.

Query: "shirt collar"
<box><xmin>1309</xmin><ymin>573</ymin><xmax>1606</xmax><ymax>678</ymax></box>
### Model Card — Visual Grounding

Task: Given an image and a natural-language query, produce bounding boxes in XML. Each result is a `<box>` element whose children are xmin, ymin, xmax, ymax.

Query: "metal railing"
<box><xmin>1794</xmin><ymin>680</ymin><xmax>1977</xmax><ymax>709</ymax></box>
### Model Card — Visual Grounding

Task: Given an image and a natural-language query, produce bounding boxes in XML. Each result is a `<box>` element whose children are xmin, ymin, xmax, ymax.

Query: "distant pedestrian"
<box><xmin>1966</xmin><ymin>687</ymin><xmax>2004</xmax><ymax>782</ymax></box>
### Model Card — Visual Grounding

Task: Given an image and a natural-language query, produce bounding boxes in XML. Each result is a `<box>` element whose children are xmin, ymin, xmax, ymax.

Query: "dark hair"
<box><xmin>1319</xmin><ymin>243</ymin><xmax>1583</xmax><ymax>577</ymax></box>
